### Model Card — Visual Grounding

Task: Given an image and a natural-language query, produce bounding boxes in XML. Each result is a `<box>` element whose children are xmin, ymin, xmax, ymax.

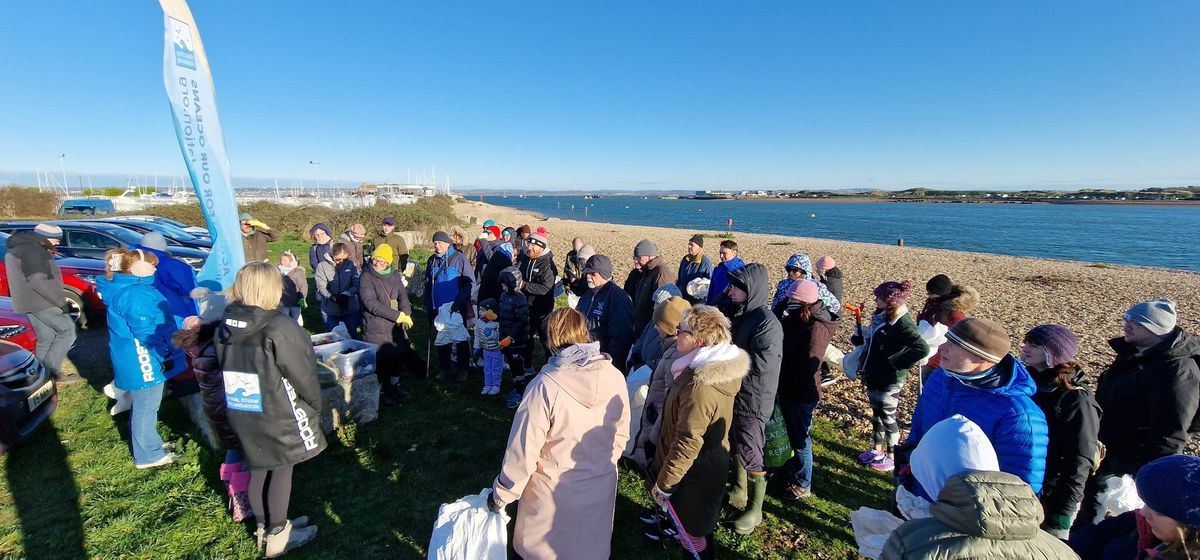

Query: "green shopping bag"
<box><xmin>764</xmin><ymin>405</ymin><xmax>793</xmax><ymax>470</ymax></box>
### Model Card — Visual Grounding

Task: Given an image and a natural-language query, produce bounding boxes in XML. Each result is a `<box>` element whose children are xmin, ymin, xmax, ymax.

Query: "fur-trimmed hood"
<box><xmin>941</xmin><ymin>285</ymin><xmax>980</xmax><ymax>313</ymax></box>
<box><xmin>688</xmin><ymin>344</ymin><xmax>750</xmax><ymax>394</ymax></box>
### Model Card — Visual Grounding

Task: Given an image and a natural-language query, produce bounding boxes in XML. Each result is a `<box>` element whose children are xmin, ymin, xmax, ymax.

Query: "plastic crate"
<box><xmin>314</xmin><ymin>340</ymin><xmax>378</xmax><ymax>381</ymax></box>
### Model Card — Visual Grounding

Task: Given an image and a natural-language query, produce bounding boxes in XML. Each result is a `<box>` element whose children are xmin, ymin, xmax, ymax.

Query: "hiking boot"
<box><xmin>781</xmin><ymin>482</ymin><xmax>813</xmax><ymax>501</ymax></box>
<box><xmin>135</xmin><ymin>452</ymin><xmax>178</xmax><ymax>470</ymax></box>
<box><xmin>731</xmin><ymin>473</ymin><xmax>767</xmax><ymax>535</ymax></box>
<box><xmin>263</xmin><ymin>520</ymin><xmax>318</xmax><ymax>558</ymax></box>
<box><xmin>727</xmin><ymin>462</ymin><xmax>748</xmax><ymax>509</ymax></box>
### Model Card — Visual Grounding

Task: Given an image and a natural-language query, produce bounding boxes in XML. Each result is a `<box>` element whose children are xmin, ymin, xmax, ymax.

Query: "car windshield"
<box><xmin>84</xmin><ymin>224</ymin><xmax>143</xmax><ymax>245</ymax></box>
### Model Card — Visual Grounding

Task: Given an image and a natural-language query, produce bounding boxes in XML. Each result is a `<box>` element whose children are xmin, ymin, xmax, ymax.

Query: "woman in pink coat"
<box><xmin>488</xmin><ymin>308</ymin><xmax>631</xmax><ymax>560</ymax></box>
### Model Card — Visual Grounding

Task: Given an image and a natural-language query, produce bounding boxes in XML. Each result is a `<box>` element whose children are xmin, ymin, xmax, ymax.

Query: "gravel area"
<box><xmin>457</xmin><ymin>200</ymin><xmax>1200</xmax><ymax>452</ymax></box>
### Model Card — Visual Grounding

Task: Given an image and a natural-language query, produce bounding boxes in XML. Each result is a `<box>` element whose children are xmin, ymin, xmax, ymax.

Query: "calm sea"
<box><xmin>485</xmin><ymin>195</ymin><xmax>1200</xmax><ymax>272</ymax></box>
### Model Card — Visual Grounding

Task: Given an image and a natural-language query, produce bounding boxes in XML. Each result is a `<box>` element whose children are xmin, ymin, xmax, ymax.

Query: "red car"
<box><xmin>0</xmin><ymin>231</ymin><xmax>106</xmax><ymax>328</ymax></box>
<box><xmin>0</xmin><ymin>297</ymin><xmax>36</xmax><ymax>352</ymax></box>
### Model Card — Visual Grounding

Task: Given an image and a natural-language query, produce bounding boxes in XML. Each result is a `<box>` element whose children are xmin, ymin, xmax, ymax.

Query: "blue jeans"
<box><xmin>130</xmin><ymin>384</ymin><xmax>167</xmax><ymax>465</ymax></box>
<box><xmin>780</xmin><ymin>400</ymin><xmax>818</xmax><ymax>488</ymax></box>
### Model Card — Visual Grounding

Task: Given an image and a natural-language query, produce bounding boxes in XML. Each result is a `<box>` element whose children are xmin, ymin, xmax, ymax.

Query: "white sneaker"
<box><xmin>480</xmin><ymin>386</ymin><xmax>490</xmax><ymax>395</ymax></box>
<box><xmin>135</xmin><ymin>452</ymin><xmax>178</xmax><ymax>469</ymax></box>
<box><xmin>489</xmin><ymin>386</ymin><xmax>500</xmax><ymax>395</ymax></box>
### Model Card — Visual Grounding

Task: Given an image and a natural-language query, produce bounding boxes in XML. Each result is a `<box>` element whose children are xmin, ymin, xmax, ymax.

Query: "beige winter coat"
<box><xmin>491</xmin><ymin>342</ymin><xmax>630</xmax><ymax>560</ymax></box>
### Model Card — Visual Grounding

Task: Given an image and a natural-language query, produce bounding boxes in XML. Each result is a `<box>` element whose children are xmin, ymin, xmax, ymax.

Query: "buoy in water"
<box><xmin>810</xmin><ymin>213</ymin><xmax>816</xmax><ymax>218</ymax></box>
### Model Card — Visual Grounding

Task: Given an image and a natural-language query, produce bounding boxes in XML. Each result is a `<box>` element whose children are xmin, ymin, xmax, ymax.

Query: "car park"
<box><xmin>0</xmin><ymin>232</ymin><xmax>106</xmax><ymax>328</ymax></box>
<box><xmin>105</xmin><ymin>215</ymin><xmax>209</xmax><ymax>238</ymax></box>
<box><xmin>0</xmin><ymin>221</ymin><xmax>208</xmax><ymax>270</ymax></box>
<box><xmin>0</xmin><ymin>339</ymin><xmax>58</xmax><ymax>454</ymax></box>
<box><xmin>90</xmin><ymin>218</ymin><xmax>212</xmax><ymax>249</ymax></box>
<box><xmin>0</xmin><ymin>298</ymin><xmax>37</xmax><ymax>352</ymax></box>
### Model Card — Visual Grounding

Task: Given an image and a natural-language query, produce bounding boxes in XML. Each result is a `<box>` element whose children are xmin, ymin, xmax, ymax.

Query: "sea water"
<box><xmin>488</xmin><ymin>196</ymin><xmax>1200</xmax><ymax>272</ymax></box>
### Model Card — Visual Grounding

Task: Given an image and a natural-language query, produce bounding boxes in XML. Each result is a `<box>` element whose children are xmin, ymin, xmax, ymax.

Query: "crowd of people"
<box><xmin>3</xmin><ymin>215</ymin><xmax>1198</xmax><ymax>559</ymax></box>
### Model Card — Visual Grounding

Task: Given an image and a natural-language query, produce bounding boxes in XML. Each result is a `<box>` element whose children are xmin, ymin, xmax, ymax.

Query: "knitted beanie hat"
<box><xmin>34</xmin><ymin>223</ymin><xmax>63</xmax><ymax>239</ymax></box>
<box><xmin>688</xmin><ymin>234</ymin><xmax>704</xmax><ymax>248</ymax></box>
<box><xmin>517</xmin><ymin>225</ymin><xmax>531</xmax><ymax>235</ymax></box>
<box><xmin>946</xmin><ymin>318</ymin><xmax>1011</xmax><ymax>363</ymax></box>
<box><xmin>786</xmin><ymin>280</ymin><xmax>821</xmax><ymax>304</ymax></box>
<box><xmin>814</xmin><ymin>256</ymin><xmax>836</xmax><ymax>272</ymax></box>
<box><xmin>634</xmin><ymin>239</ymin><xmax>658</xmax><ymax>258</ymax></box>
<box><xmin>1023</xmin><ymin>324</ymin><xmax>1080</xmax><ymax>367</ymax></box>
<box><xmin>1125</xmin><ymin>299</ymin><xmax>1177</xmax><ymax>336</ymax></box>
<box><xmin>1136</xmin><ymin>454</ymin><xmax>1200</xmax><ymax>527</ymax></box>
<box><xmin>874</xmin><ymin>280</ymin><xmax>914</xmax><ymax>308</ymax></box>
<box><xmin>926</xmin><ymin>274</ymin><xmax>953</xmax><ymax>296</ymax></box>
<box><xmin>431</xmin><ymin>231</ymin><xmax>452</xmax><ymax>244</ymax></box>
<box><xmin>484</xmin><ymin>225</ymin><xmax>501</xmax><ymax>240</ymax></box>
<box><xmin>371</xmin><ymin>244</ymin><xmax>394</xmax><ymax>265</ymax></box>
<box><xmin>529</xmin><ymin>232</ymin><xmax>549</xmax><ymax>250</ymax></box>
<box><xmin>654</xmin><ymin>297</ymin><xmax>691</xmax><ymax>336</ymax></box>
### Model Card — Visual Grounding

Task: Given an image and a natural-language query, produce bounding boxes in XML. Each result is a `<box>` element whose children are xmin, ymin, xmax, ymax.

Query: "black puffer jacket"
<box><xmin>1031</xmin><ymin>366</ymin><xmax>1101</xmax><ymax>527</ymax></box>
<box><xmin>498</xmin><ymin>268</ymin><xmax>530</xmax><ymax>348</ymax></box>
<box><xmin>819</xmin><ymin>267</ymin><xmax>844</xmax><ymax>303</ymax></box>
<box><xmin>478</xmin><ymin>246</ymin><xmax>515</xmax><ymax>305</ymax></box>
<box><xmin>215</xmin><ymin>302</ymin><xmax>327</xmax><ymax>471</ymax></box>
<box><xmin>726</xmin><ymin>263</ymin><xmax>784</xmax><ymax>421</ymax></box>
<box><xmin>358</xmin><ymin>265</ymin><xmax>411</xmax><ymax>346</ymax></box>
<box><xmin>775</xmin><ymin>301</ymin><xmax>840</xmax><ymax>405</ymax></box>
<box><xmin>176</xmin><ymin>320</ymin><xmax>240</xmax><ymax>450</ymax></box>
<box><xmin>1095</xmin><ymin>328</ymin><xmax>1200</xmax><ymax>474</ymax></box>
<box><xmin>517</xmin><ymin>250</ymin><xmax>557</xmax><ymax>316</ymax></box>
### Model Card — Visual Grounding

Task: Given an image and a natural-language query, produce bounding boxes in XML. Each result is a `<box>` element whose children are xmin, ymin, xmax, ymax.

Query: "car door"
<box><xmin>63</xmin><ymin>229</ymin><xmax>122</xmax><ymax>260</ymax></box>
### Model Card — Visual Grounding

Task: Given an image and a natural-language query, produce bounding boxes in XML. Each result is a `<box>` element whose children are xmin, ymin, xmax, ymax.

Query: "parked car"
<box><xmin>0</xmin><ymin>298</ymin><xmax>37</xmax><ymax>352</ymax></box>
<box><xmin>0</xmin><ymin>232</ymin><xmax>106</xmax><ymax>328</ymax></box>
<box><xmin>0</xmin><ymin>221</ymin><xmax>208</xmax><ymax>270</ymax></box>
<box><xmin>105</xmin><ymin>215</ymin><xmax>209</xmax><ymax>238</ymax></box>
<box><xmin>0</xmin><ymin>340</ymin><xmax>58</xmax><ymax>454</ymax></box>
<box><xmin>89</xmin><ymin>219</ymin><xmax>212</xmax><ymax>249</ymax></box>
<box><xmin>57</xmin><ymin>198</ymin><xmax>116</xmax><ymax>216</ymax></box>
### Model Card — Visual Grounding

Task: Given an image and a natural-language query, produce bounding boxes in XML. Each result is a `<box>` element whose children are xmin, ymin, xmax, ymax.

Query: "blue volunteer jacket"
<box><xmin>97</xmin><ymin>274</ymin><xmax>187</xmax><ymax>391</ymax></box>
<box><xmin>907</xmin><ymin>354</ymin><xmax>1050</xmax><ymax>494</ymax></box>
<box><xmin>424</xmin><ymin>246</ymin><xmax>474</xmax><ymax>311</ymax></box>
<box><xmin>705</xmin><ymin>257</ymin><xmax>745</xmax><ymax>305</ymax></box>
<box><xmin>135</xmin><ymin>245</ymin><xmax>198</xmax><ymax>327</ymax></box>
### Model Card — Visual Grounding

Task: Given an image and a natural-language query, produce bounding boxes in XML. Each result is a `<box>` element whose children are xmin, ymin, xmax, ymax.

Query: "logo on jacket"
<box><xmin>224</xmin><ymin>371</ymin><xmax>263</xmax><ymax>412</ymax></box>
<box><xmin>134</xmin><ymin>339</ymin><xmax>156</xmax><ymax>383</ymax></box>
<box><xmin>282</xmin><ymin>378</ymin><xmax>319</xmax><ymax>451</ymax></box>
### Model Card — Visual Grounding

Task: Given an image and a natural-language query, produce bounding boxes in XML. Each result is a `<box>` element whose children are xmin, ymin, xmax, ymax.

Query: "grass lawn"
<box><xmin>0</xmin><ymin>236</ymin><xmax>894</xmax><ymax>559</ymax></box>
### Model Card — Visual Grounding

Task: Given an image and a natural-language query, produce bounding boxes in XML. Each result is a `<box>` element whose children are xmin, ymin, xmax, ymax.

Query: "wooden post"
<box><xmin>897</xmin><ymin>238</ymin><xmax>905</xmax><ymax>247</ymax></box>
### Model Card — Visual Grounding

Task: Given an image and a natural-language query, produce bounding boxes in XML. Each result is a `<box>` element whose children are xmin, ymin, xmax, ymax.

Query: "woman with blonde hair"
<box><xmin>97</xmin><ymin>248</ymin><xmax>187</xmax><ymax>469</ymax></box>
<box><xmin>215</xmin><ymin>261</ymin><xmax>326</xmax><ymax>557</ymax></box>
<box><xmin>488</xmin><ymin>308</ymin><xmax>630</xmax><ymax>560</ymax></box>
<box><xmin>647</xmin><ymin>305</ymin><xmax>750</xmax><ymax>559</ymax></box>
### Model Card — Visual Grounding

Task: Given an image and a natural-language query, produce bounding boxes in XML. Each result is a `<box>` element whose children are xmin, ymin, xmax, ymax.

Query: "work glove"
<box><xmin>499</xmin><ymin>337</ymin><xmax>512</xmax><ymax>348</ymax></box>
<box><xmin>246</xmin><ymin>219</ymin><xmax>269</xmax><ymax>230</ymax></box>
<box><xmin>650</xmin><ymin>484</ymin><xmax>672</xmax><ymax>508</ymax></box>
<box><xmin>486</xmin><ymin>489</ymin><xmax>503</xmax><ymax>514</ymax></box>
<box><xmin>395</xmin><ymin>312</ymin><xmax>414</xmax><ymax>329</ymax></box>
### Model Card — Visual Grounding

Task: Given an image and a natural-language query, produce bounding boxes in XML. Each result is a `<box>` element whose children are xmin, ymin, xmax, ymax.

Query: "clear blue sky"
<box><xmin>2</xmin><ymin>1</ymin><xmax>1197</xmax><ymax>190</ymax></box>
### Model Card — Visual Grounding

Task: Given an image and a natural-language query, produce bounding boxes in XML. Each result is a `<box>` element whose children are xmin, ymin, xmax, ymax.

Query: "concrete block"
<box><xmin>319</xmin><ymin>373</ymin><xmax>380</xmax><ymax>433</ymax></box>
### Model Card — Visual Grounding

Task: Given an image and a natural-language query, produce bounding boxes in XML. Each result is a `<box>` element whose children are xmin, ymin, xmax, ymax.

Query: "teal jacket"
<box><xmin>97</xmin><ymin>274</ymin><xmax>187</xmax><ymax>391</ymax></box>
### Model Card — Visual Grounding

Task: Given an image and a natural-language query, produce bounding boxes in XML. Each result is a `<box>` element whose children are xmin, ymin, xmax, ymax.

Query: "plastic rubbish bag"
<box><xmin>916</xmin><ymin>320</ymin><xmax>949</xmax><ymax>366</ymax></box>
<box><xmin>823</xmin><ymin>344</ymin><xmax>845</xmax><ymax>371</ymax></box>
<box><xmin>433</xmin><ymin>303</ymin><xmax>471</xmax><ymax>345</ymax></box>
<box><xmin>1093</xmin><ymin>475</ymin><xmax>1144</xmax><ymax>524</ymax></box>
<box><xmin>331</xmin><ymin>322</ymin><xmax>352</xmax><ymax>341</ymax></box>
<box><xmin>623</xmin><ymin>365</ymin><xmax>652</xmax><ymax>457</ymax></box>
<box><xmin>851</xmin><ymin>507</ymin><xmax>906</xmax><ymax>560</ymax></box>
<box><xmin>428</xmin><ymin>489</ymin><xmax>510</xmax><ymax>560</ymax></box>
<box><xmin>842</xmin><ymin>346</ymin><xmax>863</xmax><ymax>381</ymax></box>
<box><xmin>686</xmin><ymin>277</ymin><xmax>710</xmax><ymax>300</ymax></box>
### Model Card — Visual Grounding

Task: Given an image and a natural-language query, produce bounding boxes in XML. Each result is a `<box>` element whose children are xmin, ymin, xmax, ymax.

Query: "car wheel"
<box><xmin>64</xmin><ymin>290</ymin><xmax>87</xmax><ymax>330</ymax></box>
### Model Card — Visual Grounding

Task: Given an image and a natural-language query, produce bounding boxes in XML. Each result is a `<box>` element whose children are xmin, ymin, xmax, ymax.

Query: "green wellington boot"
<box><xmin>727</xmin><ymin>462</ymin><xmax>749</xmax><ymax>509</ymax></box>
<box><xmin>732</xmin><ymin>473</ymin><xmax>767</xmax><ymax>535</ymax></box>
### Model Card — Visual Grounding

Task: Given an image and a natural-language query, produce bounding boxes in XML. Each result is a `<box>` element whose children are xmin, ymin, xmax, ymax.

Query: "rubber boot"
<box><xmin>263</xmin><ymin>520</ymin><xmax>318</xmax><ymax>558</ymax></box>
<box><xmin>228</xmin><ymin>469</ymin><xmax>254</xmax><ymax>522</ymax></box>
<box><xmin>732</xmin><ymin>473</ymin><xmax>767</xmax><ymax>535</ymax></box>
<box><xmin>727</xmin><ymin>462</ymin><xmax>748</xmax><ymax>510</ymax></box>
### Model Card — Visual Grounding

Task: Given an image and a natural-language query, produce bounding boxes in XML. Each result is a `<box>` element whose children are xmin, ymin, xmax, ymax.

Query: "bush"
<box><xmin>128</xmin><ymin>195</ymin><xmax>461</xmax><ymax>239</ymax></box>
<box><xmin>0</xmin><ymin>185</ymin><xmax>60</xmax><ymax>218</ymax></box>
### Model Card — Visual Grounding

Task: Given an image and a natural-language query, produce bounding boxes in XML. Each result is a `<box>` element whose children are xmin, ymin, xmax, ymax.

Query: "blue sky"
<box><xmin>1</xmin><ymin>1</ymin><xmax>1197</xmax><ymax>190</ymax></box>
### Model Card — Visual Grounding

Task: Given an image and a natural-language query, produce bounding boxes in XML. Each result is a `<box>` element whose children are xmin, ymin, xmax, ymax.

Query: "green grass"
<box><xmin>0</xmin><ymin>237</ymin><xmax>894</xmax><ymax>559</ymax></box>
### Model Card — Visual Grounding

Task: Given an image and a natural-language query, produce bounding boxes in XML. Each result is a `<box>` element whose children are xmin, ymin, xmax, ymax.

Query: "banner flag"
<box><xmin>158</xmin><ymin>0</ymin><xmax>244</xmax><ymax>293</ymax></box>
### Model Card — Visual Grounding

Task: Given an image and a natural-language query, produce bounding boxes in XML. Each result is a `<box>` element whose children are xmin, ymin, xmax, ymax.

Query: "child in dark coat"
<box><xmin>499</xmin><ymin>267</ymin><xmax>530</xmax><ymax>408</ymax></box>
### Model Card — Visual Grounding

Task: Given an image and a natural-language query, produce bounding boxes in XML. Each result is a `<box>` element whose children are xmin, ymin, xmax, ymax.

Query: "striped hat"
<box><xmin>945</xmin><ymin>318</ymin><xmax>1010</xmax><ymax>364</ymax></box>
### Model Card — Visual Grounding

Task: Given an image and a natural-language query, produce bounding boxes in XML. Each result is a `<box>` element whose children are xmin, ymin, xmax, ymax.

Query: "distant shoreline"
<box><xmin>472</xmin><ymin>194</ymin><xmax>1200</xmax><ymax>206</ymax></box>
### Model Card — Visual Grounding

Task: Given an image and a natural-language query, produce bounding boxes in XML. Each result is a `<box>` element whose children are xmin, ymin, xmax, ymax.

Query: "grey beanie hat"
<box><xmin>140</xmin><ymin>231</ymin><xmax>168</xmax><ymax>252</ymax></box>
<box><xmin>576</xmin><ymin>244</ymin><xmax>596</xmax><ymax>263</ymax></box>
<box><xmin>432</xmin><ymin>231</ymin><xmax>452</xmax><ymax>244</ymax></box>
<box><xmin>1125</xmin><ymin>299</ymin><xmax>1177</xmax><ymax>336</ymax></box>
<box><xmin>634</xmin><ymin>239</ymin><xmax>658</xmax><ymax>258</ymax></box>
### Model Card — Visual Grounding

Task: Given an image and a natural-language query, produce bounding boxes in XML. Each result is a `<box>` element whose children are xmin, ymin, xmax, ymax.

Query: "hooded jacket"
<box><xmin>857</xmin><ymin>308</ymin><xmax>928</xmax><ymax>391</ymax></box>
<box><xmin>96</xmin><ymin>274</ymin><xmax>187</xmax><ymax>392</ymax></box>
<box><xmin>175</xmin><ymin>320</ymin><xmax>240</xmax><ymax>449</ymax></box>
<box><xmin>775</xmin><ymin>301</ymin><xmax>840</xmax><ymax>404</ymax></box>
<box><xmin>134</xmin><ymin>245</ymin><xmax>198</xmax><ymax>325</ymax></box>
<box><xmin>498</xmin><ymin>268</ymin><xmax>530</xmax><ymax>348</ymax></box>
<box><xmin>631</xmin><ymin>256</ymin><xmax>676</xmax><ymax>336</ymax></box>
<box><xmin>908</xmin><ymin>355</ymin><xmax>1050</xmax><ymax>493</ymax></box>
<box><xmin>1031</xmin><ymin>365</ymin><xmax>1101</xmax><ymax>526</ymax></box>
<box><xmin>517</xmin><ymin>249</ymin><xmax>558</xmax><ymax>316</ymax></box>
<box><xmin>478</xmin><ymin>242</ymin><xmax>515</xmax><ymax>304</ymax></box>
<box><xmin>307</xmin><ymin>223</ymin><xmax>332</xmax><ymax>271</ymax></box>
<box><xmin>358</xmin><ymin>264</ymin><xmax>412</xmax><ymax>346</ymax></box>
<box><xmin>1095</xmin><ymin>328</ymin><xmax>1200</xmax><ymax>474</ymax></box>
<box><xmin>241</xmin><ymin>226</ymin><xmax>279</xmax><ymax>263</ymax></box>
<box><xmin>215</xmin><ymin>302</ymin><xmax>327</xmax><ymax>471</ymax></box>
<box><xmin>336</xmin><ymin>230</ymin><xmax>365</xmax><ymax>269</ymax></box>
<box><xmin>314</xmin><ymin>253</ymin><xmax>360</xmax><ymax>317</ymax></box>
<box><xmin>819</xmin><ymin>267</ymin><xmax>844</xmax><ymax>303</ymax></box>
<box><xmin>578</xmin><ymin>280</ymin><xmax>636</xmax><ymax>372</ymax></box>
<box><xmin>881</xmin><ymin>470</ymin><xmax>1079</xmax><ymax>560</ymax></box>
<box><xmin>491</xmin><ymin>342</ymin><xmax>629</xmax><ymax>560</ymax></box>
<box><xmin>771</xmin><ymin>254</ymin><xmax>842</xmax><ymax>313</ymax></box>
<box><xmin>3</xmin><ymin>232</ymin><xmax>64</xmax><ymax>313</ymax></box>
<box><xmin>424</xmin><ymin>246</ymin><xmax>473</xmax><ymax>314</ymax></box>
<box><xmin>655</xmin><ymin>344</ymin><xmax>750</xmax><ymax>536</ymax></box>
<box><xmin>704</xmin><ymin>256</ymin><xmax>744</xmax><ymax>305</ymax></box>
<box><xmin>726</xmin><ymin>263</ymin><xmax>785</xmax><ymax>421</ymax></box>
<box><xmin>676</xmin><ymin>253</ymin><xmax>714</xmax><ymax>303</ymax></box>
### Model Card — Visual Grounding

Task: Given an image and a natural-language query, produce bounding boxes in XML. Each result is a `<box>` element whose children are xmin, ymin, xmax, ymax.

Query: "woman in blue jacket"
<box><xmin>96</xmin><ymin>248</ymin><xmax>187</xmax><ymax>469</ymax></box>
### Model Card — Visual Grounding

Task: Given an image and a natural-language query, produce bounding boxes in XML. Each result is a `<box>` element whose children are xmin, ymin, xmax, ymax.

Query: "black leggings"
<box><xmin>249</xmin><ymin>466</ymin><xmax>294</xmax><ymax>529</ymax></box>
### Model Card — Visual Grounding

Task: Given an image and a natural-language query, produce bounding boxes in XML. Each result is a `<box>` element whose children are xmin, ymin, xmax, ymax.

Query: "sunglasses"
<box><xmin>676</xmin><ymin>327</ymin><xmax>693</xmax><ymax>335</ymax></box>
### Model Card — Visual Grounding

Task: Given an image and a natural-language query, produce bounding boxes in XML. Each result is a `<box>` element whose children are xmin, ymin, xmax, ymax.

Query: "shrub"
<box><xmin>0</xmin><ymin>185</ymin><xmax>60</xmax><ymax>218</ymax></box>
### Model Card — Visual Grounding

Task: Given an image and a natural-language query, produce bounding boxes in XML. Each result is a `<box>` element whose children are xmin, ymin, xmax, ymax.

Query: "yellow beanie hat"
<box><xmin>371</xmin><ymin>244</ymin><xmax>394</xmax><ymax>265</ymax></box>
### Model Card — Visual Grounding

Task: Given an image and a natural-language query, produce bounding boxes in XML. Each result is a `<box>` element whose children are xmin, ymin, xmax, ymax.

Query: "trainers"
<box><xmin>820</xmin><ymin>373</ymin><xmax>838</xmax><ymax>387</ymax></box>
<box><xmin>505</xmin><ymin>390</ymin><xmax>522</xmax><ymax>409</ymax></box>
<box><xmin>782</xmin><ymin>482</ymin><xmax>813</xmax><ymax>500</ymax></box>
<box><xmin>644</xmin><ymin>521</ymin><xmax>678</xmax><ymax>542</ymax></box>
<box><xmin>869</xmin><ymin>456</ymin><xmax>895</xmax><ymax>471</ymax></box>
<box><xmin>639</xmin><ymin>508</ymin><xmax>664</xmax><ymax>525</ymax></box>
<box><xmin>481</xmin><ymin>386</ymin><xmax>490</xmax><ymax>395</ymax></box>
<box><xmin>858</xmin><ymin>450</ymin><xmax>883</xmax><ymax>464</ymax></box>
<box><xmin>135</xmin><ymin>452</ymin><xmax>178</xmax><ymax>469</ymax></box>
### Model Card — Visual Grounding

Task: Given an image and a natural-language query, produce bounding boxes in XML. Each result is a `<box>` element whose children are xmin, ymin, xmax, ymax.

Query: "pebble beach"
<box><xmin>457</xmin><ymin>200</ymin><xmax>1200</xmax><ymax>452</ymax></box>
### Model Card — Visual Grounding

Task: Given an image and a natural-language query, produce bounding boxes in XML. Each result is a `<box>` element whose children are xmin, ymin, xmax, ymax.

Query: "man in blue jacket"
<box><xmin>135</xmin><ymin>232</ymin><xmax>198</xmax><ymax>328</ymax></box>
<box><xmin>577</xmin><ymin>255</ymin><xmax>636</xmax><ymax>372</ymax></box>
<box><xmin>901</xmin><ymin>317</ymin><xmax>1049</xmax><ymax>495</ymax></box>
<box><xmin>424</xmin><ymin>231</ymin><xmax>475</xmax><ymax>378</ymax></box>
<box><xmin>705</xmin><ymin>239</ymin><xmax>745</xmax><ymax>305</ymax></box>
